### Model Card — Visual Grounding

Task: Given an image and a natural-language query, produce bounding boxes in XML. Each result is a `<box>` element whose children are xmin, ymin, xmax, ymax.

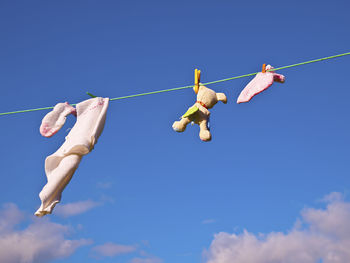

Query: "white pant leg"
<box><xmin>35</xmin><ymin>154</ymin><xmax>82</xmax><ymax>217</ymax></box>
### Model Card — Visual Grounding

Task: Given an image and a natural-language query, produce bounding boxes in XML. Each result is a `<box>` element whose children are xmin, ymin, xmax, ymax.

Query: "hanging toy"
<box><xmin>237</xmin><ymin>64</ymin><xmax>285</xmax><ymax>103</ymax></box>
<box><xmin>172</xmin><ymin>69</ymin><xmax>227</xmax><ymax>141</ymax></box>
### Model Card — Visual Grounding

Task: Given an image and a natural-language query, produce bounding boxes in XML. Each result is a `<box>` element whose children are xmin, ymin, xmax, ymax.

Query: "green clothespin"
<box><xmin>86</xmin><ymin>92</ymin><xmax>97</xmax><ymax>98</ymax></box>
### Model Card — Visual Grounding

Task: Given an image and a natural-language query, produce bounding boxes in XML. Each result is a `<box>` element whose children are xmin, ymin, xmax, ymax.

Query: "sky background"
<box><xmin>0</xmin><ymin>1</ymin><xmax>349</xmax><ymax>263</ymax></box>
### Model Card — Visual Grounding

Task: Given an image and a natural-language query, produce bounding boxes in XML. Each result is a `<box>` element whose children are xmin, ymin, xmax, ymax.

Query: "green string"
<box><xmin>1</xmin><ymin>52</ymin><xmax>349</xmax><ymax>116</ymax></box>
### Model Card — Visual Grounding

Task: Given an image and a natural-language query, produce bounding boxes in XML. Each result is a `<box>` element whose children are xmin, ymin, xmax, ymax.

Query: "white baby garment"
<box><xmin>35</xmin><ymin>97</ymin><xmax>109</xmax><ymax>217</ymax></box>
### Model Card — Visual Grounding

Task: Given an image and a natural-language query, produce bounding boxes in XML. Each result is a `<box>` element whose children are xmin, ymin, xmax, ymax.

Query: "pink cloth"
<box><xmin>35</xmin><ymin>97</ymin><xmax>109</xmax><ymax>217</ymax></box>
<box><xmin>237</xmin><ymin>65</ymin><xmax>285</xmax><ymax>104</ymax></box>
<box><xmin>40</xmin><ymin>102</ymin><xmax>76</xmax><ymax>137</ymax></box>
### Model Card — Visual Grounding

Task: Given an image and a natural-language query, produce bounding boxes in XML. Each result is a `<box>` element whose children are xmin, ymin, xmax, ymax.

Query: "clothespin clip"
<box><xmin>262</xmin><ymin>64</ymin><xmax>266</xmax><ymax>73</ymax></box>
<box><xmin>86</xmin><ymin>92</ymin><xmax>97</xmax><ymax>98</ymax></box>
<box><xmin>194</xmin><ymin>68</ymin><xmax>201</xmax><ymax>94</ymax></box>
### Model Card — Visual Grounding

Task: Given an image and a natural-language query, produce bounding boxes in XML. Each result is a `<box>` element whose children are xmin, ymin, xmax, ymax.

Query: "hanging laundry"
<box><xmin>172</xmin><ymin>85</ymin><xmax>227</xmax><ymax>141</ymax></box>
<box><xmin>40</xmin><ymin>102</ymin><xmax>77</xmax><ymax>137</ymax></box>
<box><xmin>237</xmin><ymin>65</ymin><xmax>285</xmax><ymax>103</ymax></box>
<box><xmin>35</xmin><ymin>97</ymin><xmax>109</xmax><ymax>217</ymax></box>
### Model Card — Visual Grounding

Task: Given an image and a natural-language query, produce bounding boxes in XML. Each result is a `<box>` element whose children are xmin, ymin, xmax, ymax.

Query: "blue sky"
<box><xmin>0</xmin><ymin>1</ymin><xmax>349</xmax><ymax>263</ymax></box>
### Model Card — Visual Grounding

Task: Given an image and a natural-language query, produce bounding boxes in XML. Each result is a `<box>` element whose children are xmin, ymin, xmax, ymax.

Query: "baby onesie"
<box><xmin>35</xmin><ymin>97</ymin><xmax>109</xmax><ymax>217</ymax></box>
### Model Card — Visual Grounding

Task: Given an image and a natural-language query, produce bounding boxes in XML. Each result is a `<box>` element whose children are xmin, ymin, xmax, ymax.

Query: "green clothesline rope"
<box><xmin>1</xmin><ymin>52</ymin><xmax>349</xmax><ymax>116</ymax></box>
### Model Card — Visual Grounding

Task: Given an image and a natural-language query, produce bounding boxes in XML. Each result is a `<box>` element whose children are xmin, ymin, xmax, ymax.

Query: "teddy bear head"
<box><xmin>196</xmin><ymin>85</ymin><xmax>227</xmax><ymax>109</ymax></box>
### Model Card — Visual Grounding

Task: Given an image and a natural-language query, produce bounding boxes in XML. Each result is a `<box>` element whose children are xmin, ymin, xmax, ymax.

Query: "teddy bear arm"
<box><xmin>172</xmin><ymin>117</ymin><xmax>191</xmax><ymax>132</ymax></box>
<box><xmin>216</xmin><ymin>93</ymin><xmax>227</xmax><ymax>104</ymax></box>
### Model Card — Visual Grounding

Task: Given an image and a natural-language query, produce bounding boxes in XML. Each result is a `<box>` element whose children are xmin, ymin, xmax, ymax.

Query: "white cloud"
<box><xmin>130</xmin><ymin>251</ymin><xmax>163</xmax><ymax>263</ymax></box>
<box><xmin>130</xmin><ymin>256</ymin><xmax>163</xmax><ymax>263</ymax></box>
<box><xmin>92</xmin><ymin>242</ymin><xmax>137</xmax><ymax>257</ymax></box>
<box><xmin>303</xmin><ymin>193</ymin><xmax>350</xmax><ymax>239</ymax></box>
<box><xmin>0</xmin><ymin>203</ymin><xmax>24</xmax><ymax>233</ymax></box>
<box><xmin>205</xmin><ymin>192</ymin><xmax>350</xmax><ymax>263</ymax></box>
<box><xmin>0</xmin><ymin>203</ymin><xmax>91</xmax><ymax>263</ymax></box>
<box><xmin>55</xmin><ymin>200</ymin><xmax>100</xmax><ymax>218</ymax></box>
<box><xmin>321</xmin><ymin>192</ymin><xmax>344</xmax><ymax>203</ymax></box>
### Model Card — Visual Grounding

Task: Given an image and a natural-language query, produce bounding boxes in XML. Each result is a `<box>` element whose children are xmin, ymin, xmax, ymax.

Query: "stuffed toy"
<box><xmin>237</xmin><ymin>64</ymin><xmax>285</xmax><ymax>103</ymax></box>
<box><xmin>172</xmin><ymin>79</ymin><xmax>227</xmax><ymax>141</ymax></box>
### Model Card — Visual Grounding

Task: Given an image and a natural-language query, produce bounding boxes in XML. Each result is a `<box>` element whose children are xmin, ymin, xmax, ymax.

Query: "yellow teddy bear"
<box><xmin>172</xmin><ymin>75</ymin><xmax>227</xmax><ymax>141</ymax></box>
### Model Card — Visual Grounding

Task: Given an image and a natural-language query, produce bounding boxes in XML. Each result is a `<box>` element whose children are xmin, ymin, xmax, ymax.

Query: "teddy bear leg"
<box><xmin>172</xmin><ymin>117</ymin><xmax>191</xmax><ymax>132</ymax></box>
<box><xmin>199</xmin><ymin>120</ymin><xmax>211</xmax><ymax>141</ymax></box>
